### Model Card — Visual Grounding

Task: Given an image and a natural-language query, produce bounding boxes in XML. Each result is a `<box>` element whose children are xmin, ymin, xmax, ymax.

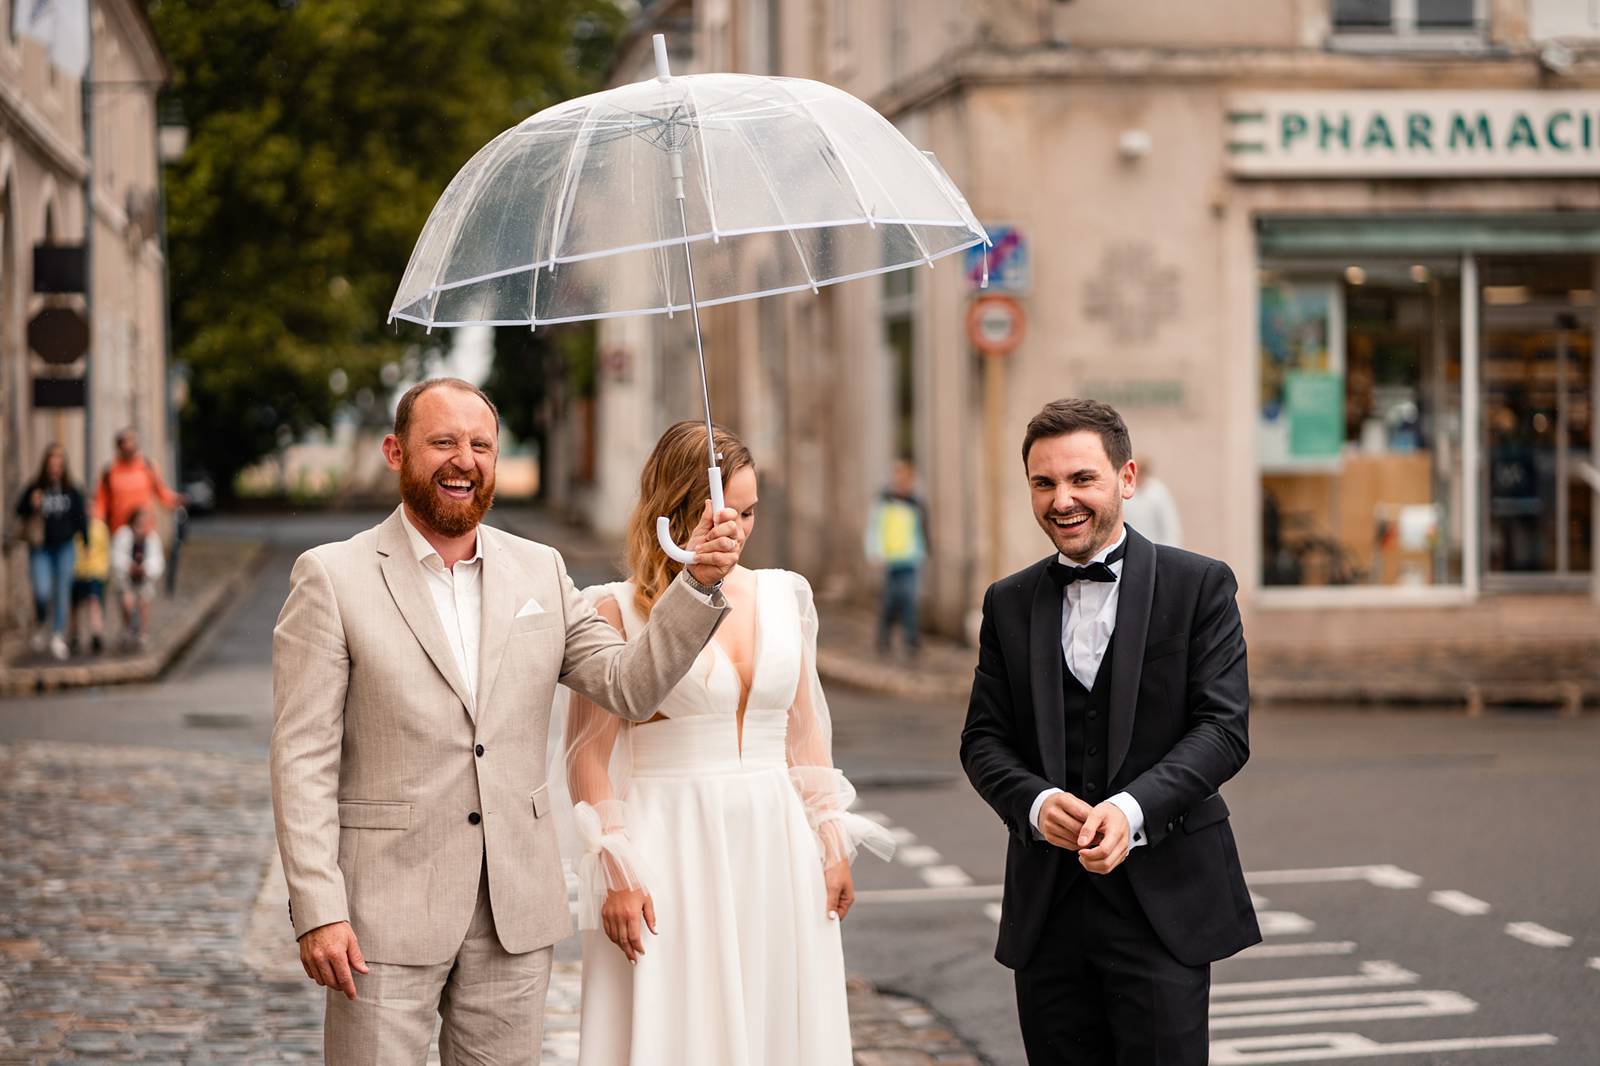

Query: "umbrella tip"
<box><xmin>653</xmin><ymin>34</ymin><xmax>671</xmax><ymax>82</ymax></box>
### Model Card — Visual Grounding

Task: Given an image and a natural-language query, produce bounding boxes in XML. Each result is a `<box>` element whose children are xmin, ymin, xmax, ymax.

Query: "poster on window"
<box><xmin>1259</xmin><ymin>279</ymin><xmax>1344</xmax><ymax>468</ymax></box>
<box><xmin>1285</xmin><ymin>371</ymin><xmax>1345</xmax><ymax>460</ymax></box>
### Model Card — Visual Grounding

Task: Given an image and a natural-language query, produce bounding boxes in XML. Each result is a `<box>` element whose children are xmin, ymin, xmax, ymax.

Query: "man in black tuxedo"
<box><xmin>961</xmin><ymin>398</ymin><xmax>1259</xmax><ymax>1065</ymax></box>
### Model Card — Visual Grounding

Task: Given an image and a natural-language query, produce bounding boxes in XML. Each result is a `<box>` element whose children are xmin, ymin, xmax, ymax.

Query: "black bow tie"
<box><xmin>1047</xmin><ymin>540</ymin><xmax>1127</xmax><ymax>590</ymax></box>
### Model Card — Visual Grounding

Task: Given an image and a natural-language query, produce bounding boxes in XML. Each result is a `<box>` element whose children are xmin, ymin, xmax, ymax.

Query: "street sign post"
<box><xmin>968</xmin><ymin>294</ymin><xmax>1029</xmax><ymax>582</ymax></box>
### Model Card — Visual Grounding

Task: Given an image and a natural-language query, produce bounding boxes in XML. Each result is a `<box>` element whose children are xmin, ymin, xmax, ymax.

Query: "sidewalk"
<box><xmin>0</xmin><ymin>534</ymin><xmax>265</xmax><ymax>697</ymax></box>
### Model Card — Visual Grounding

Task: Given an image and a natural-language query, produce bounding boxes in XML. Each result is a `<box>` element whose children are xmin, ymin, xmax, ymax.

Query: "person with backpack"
<box><xmin>864</xmin><ymin>459</ymin><xmax>930</xmax><ymax>658</ymax></box>
<box><xmin>93</xmin><ymin>427</ymin><xmax>184</xmax><ymax>533</ymax></box>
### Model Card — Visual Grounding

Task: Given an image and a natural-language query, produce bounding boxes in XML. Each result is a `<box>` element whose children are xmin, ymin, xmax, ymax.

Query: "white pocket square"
<box><xmin>515</xmin><ymin>597</ymin><xmax>545</xmax><ymax>618</ymax></box>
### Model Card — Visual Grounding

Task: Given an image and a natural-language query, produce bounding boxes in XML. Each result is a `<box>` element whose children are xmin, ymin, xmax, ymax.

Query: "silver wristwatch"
<box><xmin>681</xmin><ymin>569</ymin><xmax>723</xmax><ymax>597</ymax></box>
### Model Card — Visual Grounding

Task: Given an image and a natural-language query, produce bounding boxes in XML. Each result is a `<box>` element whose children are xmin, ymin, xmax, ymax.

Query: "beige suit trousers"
<box><xmin>323</xmin><ymin>857</ymin><xmax>553</xmax><ymax>1066</ymax></box>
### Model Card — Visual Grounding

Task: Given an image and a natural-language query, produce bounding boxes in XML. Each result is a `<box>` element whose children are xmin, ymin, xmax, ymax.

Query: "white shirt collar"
<box><xmin>399</xmin><ymin>507</ymin><xmax>483</xmax><ymax>569</ymax></box>
<box><xmin>1057</xmin><ymin>525</ymin><xmax>1127</xmax><ymax>569</ymax></box>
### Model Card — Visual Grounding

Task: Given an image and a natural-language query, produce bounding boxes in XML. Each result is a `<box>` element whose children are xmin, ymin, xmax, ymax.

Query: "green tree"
<box><xmin>152</xmin><ymin>0</ymin><xmax>623</xmax><ymax>494</ymax></box>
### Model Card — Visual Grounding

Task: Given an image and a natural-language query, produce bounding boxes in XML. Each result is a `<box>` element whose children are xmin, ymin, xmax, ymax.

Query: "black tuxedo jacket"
<box><xmin>960</xmin><ymin>526</ymin><xmax>1260</xmax><ymax>970</ymax></box>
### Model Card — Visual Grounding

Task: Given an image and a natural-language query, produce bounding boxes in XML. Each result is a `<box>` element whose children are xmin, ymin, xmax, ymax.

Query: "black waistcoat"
<box><xmin>1063</xmin><ymin>631</ymin><xmax>1115</xmax><ymax>802</ymax></box>
<box><xmin>1059</xmin><ymin>631</ymin><xmax>1140</xmax><ymax>908</ymax></box>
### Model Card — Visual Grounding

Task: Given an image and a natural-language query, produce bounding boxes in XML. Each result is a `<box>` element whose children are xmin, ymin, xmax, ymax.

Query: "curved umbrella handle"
<box><xmin>656</xmin><ymin>465</ymin><xmax>725</xmax><ymax>564</ymax></box>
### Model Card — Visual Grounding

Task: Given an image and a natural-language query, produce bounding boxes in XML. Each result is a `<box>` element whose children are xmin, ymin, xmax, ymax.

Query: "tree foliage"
<box><xmin>151</xmin><ymin>0</ymin><xmax>623</xmax><ymax>493</ymax></box>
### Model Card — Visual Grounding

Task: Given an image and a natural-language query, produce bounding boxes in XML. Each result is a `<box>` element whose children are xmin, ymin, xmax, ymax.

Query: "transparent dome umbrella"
<box><xmin>391</xmin><ymin>35</ymin><xmax>989</xmax><ymax>561</ymax></box>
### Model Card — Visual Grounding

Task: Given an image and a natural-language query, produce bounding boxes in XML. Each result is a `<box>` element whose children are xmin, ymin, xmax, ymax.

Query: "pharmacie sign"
<box><xmin>1227</xmin><ymin>92</ymin><xmax>1600</xmax><ymax>176</ymax></box>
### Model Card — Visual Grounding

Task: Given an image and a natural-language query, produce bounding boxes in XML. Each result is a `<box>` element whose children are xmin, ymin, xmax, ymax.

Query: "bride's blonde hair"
<box><xmin>625</xmin><ymin>420</ymin><xmax>754</xmax><ymax>618</ymax></box>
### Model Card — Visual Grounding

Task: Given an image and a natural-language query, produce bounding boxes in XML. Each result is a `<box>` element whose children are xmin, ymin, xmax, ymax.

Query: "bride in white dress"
<box><xmin>550</xmin><ymin>421</ymin><xmax>894</xmax><ymax>1066</ymax></box>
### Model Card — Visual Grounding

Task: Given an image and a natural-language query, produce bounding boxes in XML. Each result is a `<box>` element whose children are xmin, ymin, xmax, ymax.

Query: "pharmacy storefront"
<box><xmin>1230</xmin><ymin>91</ymin><xmax>1600</xmax><ymax>601</ymax></box>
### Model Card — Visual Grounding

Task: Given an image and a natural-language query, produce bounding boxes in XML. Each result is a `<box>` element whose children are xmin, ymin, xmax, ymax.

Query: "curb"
<box><xmin>0</xmin><ymin>540</ymin><xmax>267</xmax><ymax>696</ymax></box>
<box><xmin>816</xmin><ymin>648</ymin><xmax>973</xmax><ymax>703</ymax></box>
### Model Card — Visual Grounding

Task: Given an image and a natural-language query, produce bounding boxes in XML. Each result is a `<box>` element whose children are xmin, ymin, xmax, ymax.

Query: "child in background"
<box><xmin>72</xmin><ymin>517</ymin><xmax>111</xmax><ymax>655</ymax></box>
<box><xmin>110</xmin><ymin>507</ymin><xmax>164</xmax><ymax>651</ymax></box>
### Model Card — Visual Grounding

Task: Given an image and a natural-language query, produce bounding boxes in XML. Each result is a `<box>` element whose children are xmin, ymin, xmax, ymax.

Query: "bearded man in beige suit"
<box><xmin>271</xmin><ymin>377</ymin><xmax>745</xmax><ymax>1065</ymax></box>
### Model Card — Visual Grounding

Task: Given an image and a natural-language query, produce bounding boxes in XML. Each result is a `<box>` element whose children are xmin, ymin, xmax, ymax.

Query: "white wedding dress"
<box><xmin>552</xmin><ymin>569</ymin><xmax>893</xmax><ymax>1066</ymax></box>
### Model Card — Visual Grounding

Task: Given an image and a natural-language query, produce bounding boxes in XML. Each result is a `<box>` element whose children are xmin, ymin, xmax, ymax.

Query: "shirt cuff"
<box><xmin>1108</xmin><ymin>791</ymin><xmax>1147</xmax><ymax>849</ymax></box>
<box><xmin>1028</xmin><ymin>787</ymin><xmax>1063</xmax><ymax>840</ymax></box>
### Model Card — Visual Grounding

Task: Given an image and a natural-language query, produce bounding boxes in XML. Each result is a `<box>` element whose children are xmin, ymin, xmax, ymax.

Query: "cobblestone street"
<box><xmin>0</xmin><ymin>741</ymin><xmax>322</xmax><ymax>1063</ymax></box>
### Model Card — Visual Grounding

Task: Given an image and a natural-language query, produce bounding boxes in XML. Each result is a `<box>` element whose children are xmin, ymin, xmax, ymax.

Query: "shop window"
<box><xmin>1259</xmin><ymin>262</ymin><xmax>1465</xmax><ymax>589</ymax></box>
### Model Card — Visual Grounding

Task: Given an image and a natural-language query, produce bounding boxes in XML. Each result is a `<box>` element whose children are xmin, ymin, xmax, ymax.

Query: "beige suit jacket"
<box><xmin>270</xmin><ymin>507</ymin><xmax>726</xmax><ymax>964</ymax></box>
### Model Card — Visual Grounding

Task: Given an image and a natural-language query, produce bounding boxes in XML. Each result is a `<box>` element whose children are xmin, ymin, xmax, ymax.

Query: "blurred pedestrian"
<box><xmin>93</xmin><ymin>427</ymin><xmax>184</xmax><ymax>533</ymax></box>
<box><xmin>71</xmin><ymin>516</ymin><xmax>111</xmax><ymax>655</ymax></box>
<box><xmin>1122</xmin><ymin>455</ymin><xmax>1183</xmax><ymax>547</ymax></box>
<box><xmin>13</xmin><ymin>443</ymin><xmax>88</xmax><ymax>660</ymax></box>
<box><xmin>110</xmin><ymin>506</ymin><xmax>165</xmax><ymax>651</ymax></box>
<box><xmin>864</xmin><ymin>459</ymin><xmax>929</xmax><ymax>658</ymax></box>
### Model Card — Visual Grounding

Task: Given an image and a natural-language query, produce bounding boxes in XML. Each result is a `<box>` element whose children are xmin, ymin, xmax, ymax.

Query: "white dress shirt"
<box><xmin>1028</xmin><ymin>528</ymin><xmax>1147</xmax><ymax>849</ymax></box>
<box><xmin>400</xmin><ymin>508</ymin><xmax>484</xmax><ymax>706</ymax></box>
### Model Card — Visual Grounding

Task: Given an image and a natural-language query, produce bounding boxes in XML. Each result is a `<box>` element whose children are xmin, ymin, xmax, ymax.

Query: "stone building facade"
<box><xmin>0</xmin><ymin>1</ymin><xmax>170</xmax><ymax>636</ymax></box>
<box><xmin>588</xmin><ymin>0</ymin><xmax>1600</xmax><ymax>638</ymax></box>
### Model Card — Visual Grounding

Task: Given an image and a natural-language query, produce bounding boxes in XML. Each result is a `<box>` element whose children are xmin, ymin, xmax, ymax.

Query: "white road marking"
<box><xmin>1257</xmin><ymin>911</ymin><xmax>1316</xmax><ymax>936</ymax></box>
<box><xmin>1233</xmin><ymin>941</ymin><xmax>1357</xmax><ymax>961</ymax></box>
<box><xmin>1210</xmin><ymin>1032</ymin><xmax>1558</xmax><ymax>1064</ymax></box>
<box><xmin>888</xmin><ymin>826</ymin><xmax>919</xmax><ymax>846</ymax></box>
<box><xmin>920</xmin><ymin>865</ymin><xmax>973</xmax><ymax>888</ymax></box>
<box><xmin>1213</xmin><ymin>961</ymin><xmax>1417</xmax><ymax>998</ymax></box>
<box><xmin>1246</xmin><ymin>864</ymin><xmax>1421</xmax><ymax>889</ymax></box>
<box><xmin>895</xmin><ymin>844</ymin><xmax>942</xmax><ymax>867</ymax></box>
<box><xmin>1505</xmin><ymin>921</ymin><xmax>1573</xmax><ymax>948</ymax></box>
<box><xmin>1250</xmin><ymin>892</ymin><xmax>1270</xmax><ymax>909</ymax></box>
<box><xmin>1429</xmin><ymin>889</ymin><xmax>1490</xmax><ymax>916</ymax></box>
<box><xmin>983</xmin><ymin>902</ymin><xmax>1003</xmax><ymax>923</ymax></box>
<box><xmin>1208</xmin><ymin>989</ymin><xmax>1477</xmax><ymax>1030</ymax></box>
<box><xmin>1589</xmin><ymin>957</ymin><xmax>1600</xmax><ymax>972</ymax></box>
<box><xmin>854</xmin><ymin>884</ymin><xmax>1002</xmax><ymax>904</ymax></box>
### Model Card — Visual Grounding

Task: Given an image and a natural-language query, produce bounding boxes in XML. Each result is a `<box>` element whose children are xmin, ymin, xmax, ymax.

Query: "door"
<box><xmin>1481</xmin><ymin>256</ymin><xmax>1594</xmax><ymax>584</ymax></box>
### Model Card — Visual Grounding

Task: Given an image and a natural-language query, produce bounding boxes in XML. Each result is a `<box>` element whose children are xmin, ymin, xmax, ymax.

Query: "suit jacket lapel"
<box><xmin>474</xmin><ymin>526</ymin><xmax>517</xmax><ymax>717</ymax></box>
<box><xmin>376</xmin><ymin>509</ymin><xmax>475</xmax><ymax>716</ymax></box>
<box><xmin>1028</xmin><ymin>561</ymin><xmax>1067</xmax><ymax>788</ymax></box>
<box><xmin>1107</xmin><ymin>526</ymin><xmax>1155</xmax><ymax>783</ymax></box>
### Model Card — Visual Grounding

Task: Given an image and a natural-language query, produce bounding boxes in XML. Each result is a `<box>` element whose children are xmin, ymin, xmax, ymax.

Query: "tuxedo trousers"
<box><xmin>1014</xmin><ymin>867</ymin><xmax>1208</xmax><ymax>1066</ymax></box>
<box><xmin>323</xmin><ymin>855</ymin><xmax>554</xmax><ymax>1065</ymax></box>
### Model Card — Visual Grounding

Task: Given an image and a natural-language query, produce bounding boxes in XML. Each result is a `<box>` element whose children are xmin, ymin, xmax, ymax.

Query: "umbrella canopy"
<box><xmin>389</xmin><ymin>65</ymin><xmax>987</xmax><ymax>330</ymax></box>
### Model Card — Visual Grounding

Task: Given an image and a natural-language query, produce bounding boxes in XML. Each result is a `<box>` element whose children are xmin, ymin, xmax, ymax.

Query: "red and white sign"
<box><xmin>967</xmin><ymin>294</ymin><xmax>1025</xmax><ymax>355</ymax></box>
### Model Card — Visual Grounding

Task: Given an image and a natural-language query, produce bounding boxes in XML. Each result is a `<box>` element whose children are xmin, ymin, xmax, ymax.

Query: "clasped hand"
<box><xmin>1038</xmin><ymin>791</ymin><xmax>1131</xmax><ymax>875</ymax></box>
<box><xmin>683</xmin><ymin>500</ymin><xmax>746</xmax><ymax>588</ymax></box>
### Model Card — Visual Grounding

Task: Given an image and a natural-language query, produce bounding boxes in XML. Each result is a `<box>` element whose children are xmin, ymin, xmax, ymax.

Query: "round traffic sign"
<box><xmin>967</xmin><ymin>294</ymin><xmax>1025</xmax><ymax>355</ymax></box>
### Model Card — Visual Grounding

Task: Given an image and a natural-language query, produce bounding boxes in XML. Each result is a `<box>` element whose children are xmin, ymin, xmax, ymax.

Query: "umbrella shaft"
<box><xmin>676</xmin><ymin>196</ymin><xmax>717</xmax><ymax>475</ymax></box>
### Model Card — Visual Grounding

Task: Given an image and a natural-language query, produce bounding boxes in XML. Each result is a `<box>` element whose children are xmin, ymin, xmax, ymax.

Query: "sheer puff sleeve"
<box><xmin>548</xmin><ymin>584</ymin><xmax>653</xmax><ymax>931</ymax></box>
<box><xmin>785</xmin><ymin>572</ymin><xmax>896</xmax><ymax>868</ymax></box>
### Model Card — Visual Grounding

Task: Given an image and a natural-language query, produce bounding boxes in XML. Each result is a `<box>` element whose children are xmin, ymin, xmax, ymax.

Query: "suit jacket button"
<box><xmin>1085</xmin><ymin>782</ymin><xmax>1098</xmax><ymax>793</ymax></box>
<box><xmin>1087</xmin><ymin>710</ymin><xmax>1099</xmax><ymax>720</ymax></box>
<box><xmin>468</xmin><ymin>811</ymin><xmax>482</xmax><ymax>825</ymax></box>
<box><xmin>1088</xmin><ymin>745</ymin><xmax>1099</xmax><ymax>756</ymax></box>
<box><xmin>475</xmin><ymin>744</ymin><xmax>485</xmax><ymax>757</ymax></box>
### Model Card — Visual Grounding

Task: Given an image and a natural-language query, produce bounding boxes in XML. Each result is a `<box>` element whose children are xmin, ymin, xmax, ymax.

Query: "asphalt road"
<box><xmin>3</xmin><ymin>509</ymin><xmax>1596</xmax><ymax>1066</ymax></box>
